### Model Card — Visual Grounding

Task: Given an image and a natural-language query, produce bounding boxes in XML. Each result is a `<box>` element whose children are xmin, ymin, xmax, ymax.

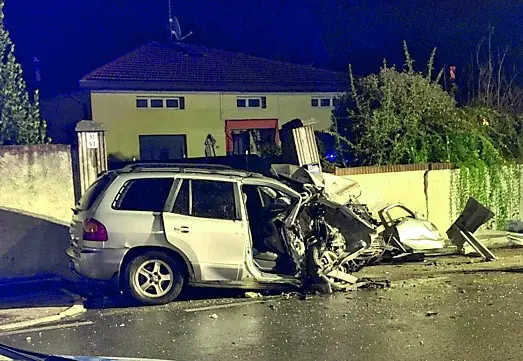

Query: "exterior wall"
<box><xmin>0</xmin><ymin>145</ymin><xmax>75</xmax><ymax>223</ymax></box>
<box><xmin>426</xmin><ymin>169</ymin><xmax>454</xmax><ymax>236</ymax></box>
<box><xmin>336</xmin><ymin>164</ymin><xmax>457</xmax><ymax>234</ymax></box>
<box><xmin>0</xmin><ymin>145</ymin><xmax>76</xmax><ymax>281</ymax></box>
<box><xmin>91</xmin><ymin>91</ymin><xmax>340</xmax><ymax>159</ymax></box>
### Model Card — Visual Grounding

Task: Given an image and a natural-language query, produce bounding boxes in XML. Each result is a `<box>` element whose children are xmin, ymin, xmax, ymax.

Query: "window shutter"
<box><xmin>261</xmin><ymin>96</ymin><xmax>267</xmax><ymax>108</ymax></box>
<box><xmin>179</xmin><ymin>96</ymin><xmax>185</xmax><ymax>109</ymax></box>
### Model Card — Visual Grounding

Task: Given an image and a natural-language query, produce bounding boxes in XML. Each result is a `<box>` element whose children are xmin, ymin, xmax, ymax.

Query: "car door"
<box><xmin>162</xmin><ymin>177</ymin><xmax>249</xmax><ymax>282</ymax></box>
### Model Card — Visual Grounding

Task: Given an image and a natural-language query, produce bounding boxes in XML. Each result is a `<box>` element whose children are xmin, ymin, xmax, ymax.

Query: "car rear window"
<box><xmin>77</xmin><ymin>173</ymin><xmax>115</xmax><ymax>211</ymax></box>
<box><xmin>113</xmin><ymin>178</ymin><xmax>174</xmax><ymax>212</ymax></box>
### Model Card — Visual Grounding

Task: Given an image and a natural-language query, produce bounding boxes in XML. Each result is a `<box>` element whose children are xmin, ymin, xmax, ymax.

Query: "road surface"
<box><xmin>2</xmin><ymin>249</ymin><xmax>523</xmax><ymax>361</ymax></box>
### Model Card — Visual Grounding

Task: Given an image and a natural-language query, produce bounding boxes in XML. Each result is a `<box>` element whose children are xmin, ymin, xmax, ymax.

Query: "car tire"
<box><xmin>123</xmin><ymin>251</ymin><xmax>185</xmax><ymax>305</ymax></box>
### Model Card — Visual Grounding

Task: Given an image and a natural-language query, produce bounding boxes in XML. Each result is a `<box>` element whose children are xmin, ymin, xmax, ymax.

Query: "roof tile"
<box><xmin>80</xmin><ymin>42</ymin><xmax>350</xmax><ymax>92</ymax></box>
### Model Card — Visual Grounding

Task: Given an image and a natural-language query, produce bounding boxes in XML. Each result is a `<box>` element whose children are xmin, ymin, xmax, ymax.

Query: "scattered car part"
<box><xmin>378</xmin><ymin>203</ymin><xmax>446</xmax><ymax>253</ymax></box>
<box><xmin>447</xmin><ymin>197</ymin><xmax>496</xmax><ymax>261</ymax></box>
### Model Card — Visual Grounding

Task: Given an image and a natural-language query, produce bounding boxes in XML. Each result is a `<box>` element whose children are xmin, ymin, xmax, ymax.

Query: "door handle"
<box><xmin>174</xmin><ymin>226</ymin><xmax>190</xmax><ymax>234</ymax></box>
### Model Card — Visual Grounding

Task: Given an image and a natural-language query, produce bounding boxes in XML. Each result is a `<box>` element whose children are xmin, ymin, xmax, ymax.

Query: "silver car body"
<box><xmin>67</xmin><ymin>168</ymin><xmax>303</xmax><ymax>290</ymax></box>
<box><xmin>395</xmin><ymin>217</ymin><xmax>446</xmax><ymax>251</ymax></box>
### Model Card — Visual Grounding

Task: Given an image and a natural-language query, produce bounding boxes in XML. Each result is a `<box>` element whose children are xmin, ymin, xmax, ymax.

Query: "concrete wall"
<box><xmin>0</xmin><ymin>145</ymin><xmax>75</xmax><ymax>223</ymax></box>
<box><xmin>91</xmin><ymin>91</ymin><xmax>339</xmax><ymax>159</ymax></box>
<box><xmin>338</xmin><ymin>163</ymin><xmax>523</xmax><ymax>233</ymax></box>
<box><xmin>0</xmin><ymin>145</ymin><xmax>75</xmax><ymax>282</ymax></box>
<box><xmin>336</xmin><ymin>164</ymin><xmax>457</xmax><ymax>234</ymax></box>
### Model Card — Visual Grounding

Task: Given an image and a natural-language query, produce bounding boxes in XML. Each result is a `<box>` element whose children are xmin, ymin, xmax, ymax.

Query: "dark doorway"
<box><xmin>232</xmin><ymin>130</ymin><xmax>250</xmax><ymax>155</ymax></box>
<box><xmin>139</xmin><ymin>134</ymin><xmax>187</xmax><ymax>161</ymax></box>
<box><xmin>231</xmin><ymin>129</ymin><xmax>277</xmax><ymax>156</ymax></box>
<box><xmin>225</xmin><ymin>119</ymin><xmax>279</xmax><ymax>156</ymax></box>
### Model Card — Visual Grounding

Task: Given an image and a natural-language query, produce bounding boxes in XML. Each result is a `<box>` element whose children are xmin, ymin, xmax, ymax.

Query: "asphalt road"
<box><xmin>2</xmin><ymin>251</ymin><xmax>523</xmax><ymax>361</ymax></box>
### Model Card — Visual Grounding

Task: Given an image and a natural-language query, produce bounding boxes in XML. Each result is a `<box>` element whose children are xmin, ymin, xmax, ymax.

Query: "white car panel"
<box><xmin>162</xmin><ymin>212</ymin><xmax>248</xmax><ymax>281</ymax></box>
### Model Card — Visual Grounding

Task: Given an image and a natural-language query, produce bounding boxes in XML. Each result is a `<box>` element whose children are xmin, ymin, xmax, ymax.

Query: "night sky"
<box><xmin>4</xmin><ymin>0</ymin><xmax>523</xmax><ymax>98</ymax></box>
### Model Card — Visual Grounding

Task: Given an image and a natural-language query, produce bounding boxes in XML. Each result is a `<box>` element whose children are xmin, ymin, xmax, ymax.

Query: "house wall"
<box><xmin>91</xmin><ymin>91</ymin><xmax>339</xmax><ymax>159</ymax></box>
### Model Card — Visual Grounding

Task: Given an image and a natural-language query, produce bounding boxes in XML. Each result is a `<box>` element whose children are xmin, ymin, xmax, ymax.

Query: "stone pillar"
<box><xmin>75</xmin><ymin>120</ymin><xmax>107</xmax><ymax>196</ymax></box>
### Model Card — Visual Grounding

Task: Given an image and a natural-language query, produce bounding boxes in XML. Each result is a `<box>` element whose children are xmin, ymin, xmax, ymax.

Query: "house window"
<box><xmin>311</xmin><ymin>97</ymin><xmax>334</xmax><ymax>107</ymax></box>
<box><xmin>321</xmin><ymin>98</ymin><xmax>331</xmax><ymax>107</ymax></box>
<box><xmin>136</xmin><ymin>99</ymin><xmax>148</xmax><ymax>108</ymax></box>
<box><xmin>248</xmin><ymin>98</ymin><xmax>260</xmax><ymax>107</ymax></box>
<box><xmin>237</xmin><ymin>97</ymin><xmax>267</xmax><ymax>108</ymax></box>
<box><xmin>136</xmin><ymin>97</ymin><xmax>185</xmax><ymax>110</ymax></box>
<box><xmin>150</xmin><ymin>99</ymin><xmax>164</xmax><ymax>108</ymax></box>
<box><xmin>166</xmin><ymin>98</ymin><xmax>179</xmax><ymax>108</ymax></box>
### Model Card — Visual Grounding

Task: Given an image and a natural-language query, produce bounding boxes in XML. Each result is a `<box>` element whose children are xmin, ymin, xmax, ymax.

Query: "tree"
<box><xmin>329</xmin><ymin>42</ymin><xmax>521</xmax><ymax>230</ymax></box>
<box><xmin>329</xmin><ymin>42</ymin><xmax>508</xmax><ymax>168</ymax></box>
<box><xmin>467</xmin><ymin>26</ymin><xmax>523</xmax><ymax>116</ymax></box>
<box><xmin>0</xmin><ymin>0</ymin><xmax>47</xmax><ymax>145</ymax></box>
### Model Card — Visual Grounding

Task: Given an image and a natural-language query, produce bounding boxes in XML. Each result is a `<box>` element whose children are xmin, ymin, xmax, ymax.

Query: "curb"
<box><xmin>0</xmin><ymin>300</ymin><xmax>86</xmax><ymax>333</ymax></box>
<box><xmin>0</xmin><ymin>277</ymin><xmax>62</xmax><ymax>297</ymax></box>
<box><xmin>463</xmin><ymin>234</ymin><xmax>523</xmax><ymax>255</ymax></box>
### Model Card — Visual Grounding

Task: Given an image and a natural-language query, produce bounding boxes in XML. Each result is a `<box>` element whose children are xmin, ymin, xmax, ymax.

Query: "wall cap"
<box><xmin>335</xmin><ymin>162</ymin><xmax>456</xmax><ymax>176</ymax></box>
<box><xmin>75</xmin><ymin>120</ymin><xmax>105</xmax><ymax>132</ymax></box>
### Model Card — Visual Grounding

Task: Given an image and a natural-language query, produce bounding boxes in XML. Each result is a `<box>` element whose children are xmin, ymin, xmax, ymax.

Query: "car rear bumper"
<box><xmin>67</xmin><ymin>246</ymin><xmax>127</xmax><ymax>281</ymax></box>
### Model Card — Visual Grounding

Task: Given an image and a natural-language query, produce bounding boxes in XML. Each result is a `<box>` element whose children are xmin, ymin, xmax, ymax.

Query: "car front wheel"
<box><xmin>123</xmin><ymin>251</ymin><xmax>185</xmax><ymax>305</ymax></box>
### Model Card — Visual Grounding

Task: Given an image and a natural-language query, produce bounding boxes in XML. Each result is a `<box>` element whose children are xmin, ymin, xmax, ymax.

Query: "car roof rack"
<box><xmin>120</xmin><ymin>162</ymin><xmax>249</xmax><ymax>177</ymax></box>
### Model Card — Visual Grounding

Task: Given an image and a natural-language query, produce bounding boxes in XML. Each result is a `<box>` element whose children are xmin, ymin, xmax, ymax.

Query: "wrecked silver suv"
<box><xmin>67</xmin><ymin>163</ymin><xmax>370</xmax><ymax>305</ymax></box>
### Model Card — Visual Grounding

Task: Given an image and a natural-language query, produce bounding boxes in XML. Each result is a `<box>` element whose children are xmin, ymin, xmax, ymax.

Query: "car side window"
<box><xmin>172</xmin><ymin>179</ymin><xmax>190</xmax><ymax>215</ymax></box>
<box><xmin>191</xmin><ymin>180</ymin><xmax>236</xmax><ymax>220</ymax></box>
<box><xmin>114</xmin><ymin>178</ymin><xmax>174</xmax><ymax>212</ymax></box>
<box><xmin>259</xmin><ymin>186</ymin><xmax>278</xmax><ymax>205</ymax></box>
<box><xmin>258</xmin><ymin>186</ymin><xmax>292</xmax><ymax>207</ymax></box>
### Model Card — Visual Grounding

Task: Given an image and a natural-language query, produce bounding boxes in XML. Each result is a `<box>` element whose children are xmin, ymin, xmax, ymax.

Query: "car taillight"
<box><xmin>83</xmin><ymin>218</ymin><xmax>108</xmax><ymax>242</ymax></box>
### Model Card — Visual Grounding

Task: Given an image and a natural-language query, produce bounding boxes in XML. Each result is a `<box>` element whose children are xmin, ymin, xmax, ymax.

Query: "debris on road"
<box><xmin>425</xmin><ymin>311</ymin><xmax>439</xmax><ymax>317</ymax></box>
<box><xmin>507</xmin><ymin>234</ymin><xmax>523</xmax><ymax>246</ymax></box>
<box><xmin>244</xmin><ymin>292</ymin><xmax>263</xmax><ymax>299</ymax></box>
<box><xmin>209</xmin><ymin>314</ymin><xmax>218</xmax><ymax>319</ymax></box>
<box><xmin>350</xmin><ymin>278</ymin><xmax>391</xmax><ymax>291</ymax></box>
<box><xmin>447</xmin><ymin>197</ymin><xmax>496</xmax><ymax>261</ymax></box>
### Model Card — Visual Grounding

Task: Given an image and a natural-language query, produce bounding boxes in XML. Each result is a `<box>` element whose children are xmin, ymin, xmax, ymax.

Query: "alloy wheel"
<box><xmin>133</xmin><ymin>259</ymin><xmax>174</xmax><ymax>298</ymax></box>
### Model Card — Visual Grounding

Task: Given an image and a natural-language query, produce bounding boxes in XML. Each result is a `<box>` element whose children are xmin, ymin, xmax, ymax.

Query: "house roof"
<box><xmin>80</xmin><ymin>42</ymin><xmax>349</xmax><ymax>92</ymax></box>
